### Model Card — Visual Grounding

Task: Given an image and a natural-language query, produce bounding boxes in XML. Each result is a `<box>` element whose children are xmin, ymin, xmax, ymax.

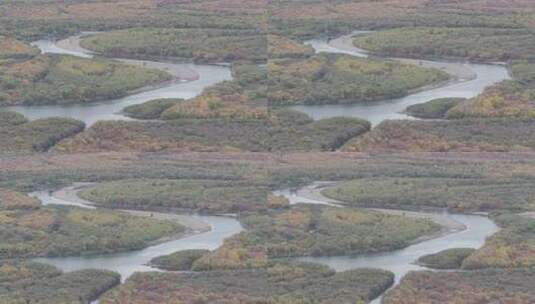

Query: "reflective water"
<box><xmin>32</xmin><ymin>190</ymin><xmax>243</xmax><ymax>281</ymax></box>
<box><xmin>291</xmin><ymin>34</ymin><xmax>510</xmax><ymax>125</ymax></box>
<box><xmin>7</xmin><ymin>39</ymin><xmax>231</xmax><ymax>126</ymax></box>
<box><xmin>19</xmin><ymin>31</ymin><xmax>503</xmax><ymax>302</ymax></box>
<box><xmin>277</xmin><ymin>185</ymin><xmax>499</xmax><ymax>303</ymax></box>
<box><xmin>35</xmin><ymin>183</ymin><xmax>498</xmax><ymax>303</ymax></box>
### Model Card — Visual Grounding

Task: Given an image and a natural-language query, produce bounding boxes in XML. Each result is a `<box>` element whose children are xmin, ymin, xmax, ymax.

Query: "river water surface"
<box><xmin>19</xmin><ymin>31</ymin><xmax>504</xmax><ymax>302</ymax></box>
<box><xmin>5</xmin><ymin>32</ymin><xmax>510</xmax><ymax>126</ymax></box>
<box><xmin>291</xmin><ymin>32</ymin><xmax>510</xmax><ymax>125</ymax></box>
<box><xmin>6</xmin><ymin>36</ymin><xmax>232</xmax><ymax>126</ymax></box>
<box><xmin>276</xmin><ymin>183</ymin><xmax>499</xmax><ymax>303</ymax></box>
<box><xmin>34</xmin><ymin>182</ymin><xmax>498</xmax><ymax>303</ymax></box>
<box><xmin>32</xmin><ymin>189</ymin><xmax>243</xmax><ymax>281</ymax></box>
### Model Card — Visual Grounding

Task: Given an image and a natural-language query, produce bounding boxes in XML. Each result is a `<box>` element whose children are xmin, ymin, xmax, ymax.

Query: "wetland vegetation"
<box><xmin>0</xmin><ymin>260</ymin><xmax>120</xmax><ymax>304</ymax></box>
<box><xmin>343</xmin><ymin>118</ymin><xmax>535</xmax><ymax>153</ymax></box>
<box><xmin>150</xmin><ymin>249</ymin><xmax>211</xmax><ymax>271</ymax></box>
<box><xmin>1</xmin><ymin>0</ymin><xmax>535</xmax><ymax>303</ymax></box>
<box><xmin>353</xmin><ymin>27</ymin><xmax>535</xmax><ymax>62</ymax></box>
<box><xmin>78</xmin><ymin>179</ymin><xmax>279</xmax><ymax>214</ymax></box>
<box><xmin>0</xmin><ymin>189</ymin><xmax>184</xmax><ymax>259</ymax></box>
<box><xmin>384</xmin><ymin>268</ymin><xmax>535</xmax><ymax>304</ymax></box>
<box><xmin>0</xmin><ymin>53</ymin><xmax>171</xmax><ymax>106</ymax></box>
<box><xmin>322</xmin><ymin>177</ymin><xmax>535</xmax><ymax>213</ymax></box>
<box><xmin>80</xmin><ymin>28</ymin><xmax>267</xmax><ymax>63</ymax></box>
<box><xmin>416</xmin><ymin>248</ymin><xmax>476</xmax><ymax>270</ymax></box>
<box><xmin>268</xmin><ymin>53</ymin><xmax>449</xmax><ymax>106</ymax></box>
<box><xmin>405</xmin><ymin>98</ymin><xmax>465</xmax><ymax>119</ymax></box>
<box><xmin>192</xmin><ymin>205</ymin><xmax>439</xmax><ymax>270</ymax></box>
<box><xmin>100</xmin><ymin>262</ymin><xmax>394</xmax><ymax>304</ymax></box>
<box><xmin>0</xmin><ymin>113</ymin><xmax>84</xmax><ymax>153</ymax></box>
<box><xmin>53</xmin><ymin>114</ymin><xmax>371</xmax><ymax>153</ymax></box>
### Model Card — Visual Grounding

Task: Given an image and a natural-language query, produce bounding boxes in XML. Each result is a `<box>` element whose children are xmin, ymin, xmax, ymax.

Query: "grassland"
<box><xmin>354</xmin><ymin>27</ymin><xmax>535</xmax><ymax>62</ymax></box>
<box><xmin>343</xmin><ymin>118</ymin><xmax>535</xmax><ymax>153</ymax></box>
<box><xmin>268</xmin><ymin>53</ymin><xmax>449</xmax><ymax>105</ymax></box>
<box><xmin>0</xmin><ymin>189</ymin><xmax>184</xmax><ymax>258</ymax></box>
<box><xmin>0</xmin><ymin>54</ymin><xmax>171</xmax><ymax>106</ymax></box>
<box><xmin>0</xmin><ymin>260</ymin><xmax>120</xmax><ymax>304</ymax></box>
<box><xmin>53</xmin><ymin>114</ymin><xmax>371</xmax><ymax>153</ymax></box>
<box><xmin>417</xmin><ymin>248</ymin><xmax>476</xmax><ymax>270</ymax></box>
<box><xmin>192</xmin><ymin>205</ymin><xmax>439</xmax><ymax>270</ymax></box>
<box><xmin>321</xmin><ymin>177</ymin><xmax>535</xmax><ymax>213</ymax></box>
<box><xmin>384</xmin><ymin>268</ymin><xmax>535</xmax><ymax>304</ymax></box>
<box><xmin>78</xmin><ymin>179</ymin><xmax>282</xmax><ymax>214</ymax></box>
<box><xmin>0</xmin><ymin>114</ymin><xmax>85</xmax><ymax>153</ymax></box>
<box><xmin>100</xmin><ymin>262</ymin><xmax>394</xmax><ymax>304</ymax></box>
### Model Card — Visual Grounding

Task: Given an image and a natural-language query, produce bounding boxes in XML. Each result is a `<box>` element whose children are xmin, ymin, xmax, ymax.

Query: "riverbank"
<box><xmin>8</xmin><ymin>36</ymin><xmax>232</xmax><ymax>125</ymax></box>
<box><xmin>49</xmin><ymin>183</ymin><xmax>211</xmax><ymax>234</ymax></box>
<box><xmin>328</xmin><ymin>31</ymin><xmax>477</xmax><ymax>81</ymax></box>
<box><xmin>32</xmin><ymin>185</ymin><xmax>243</xmax><ymax>281</ymax></box>
<box><xmin>55</xmin><ymin>33</ymin><xmax>200</xmax><ymax>81</ymax></box>
<box><xmin>281</xmin><ymin>182</ymin><xmax>467</xmax><ymax>242</ymax></box>
<box><xmin>23</xmin><ymin>165</ymin><xmax>500</xmax><ymax>303</ymax></box>
<box><xmin>285</xmin><ymin>182</ymin><xmax>498</xmax><ymax>304</ymax></box>
<box><xmin>294</xmin><ymin>33</ymin><xmax>509</xmax><ymax>124</ymax></box>
<box><xmin>13</xmin><ymin>28</ymin><xmax>508</xmax><ymax>303</ymax></box>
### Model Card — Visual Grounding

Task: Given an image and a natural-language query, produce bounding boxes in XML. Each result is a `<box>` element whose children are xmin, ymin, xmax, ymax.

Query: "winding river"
<box><xmin>277</xmin><ymin>183</ymin><xmax>498</xmax><ymax>303</ymax></box>
<box><xmin>6</xmin><ymin>34</ymin><xmax>232</xmax><ymax>126</ymax></box>
<box><xmin>6</xmin><ymin>31</ymin><xmax>510</xmax><ymax>126</ymax></box>
<box><xmin>292</xmin><ymin>32</ymin><xmax>510</xmax><ymax>125</ymax></box>
<box><xmin>20</xmin><ymin>31</ymin><xmax>505</xmax><ymax>302</ymax></box>
<box><xmin>34</xmin><ymin>182</ymin><xmax>498</xmax><ymax>303</ymax></box>
<box><xmin>32</xmin><ymin>187</ymin><xmax>243</xmax><ymax>281</ymax></box>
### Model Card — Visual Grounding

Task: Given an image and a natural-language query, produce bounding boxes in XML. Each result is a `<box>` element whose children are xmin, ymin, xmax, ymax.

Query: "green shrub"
<box><xmin>80</xmin><ymin>27</ymin><xmax>267</xmax><ymax>63</ymax></box>
<box><xmin>354</xmin><ymin>27</ymin><xmax>535</xmax><ymax>61</ymax></box>
<box><xmin>100</xmin><ymin>262</ymin><xmax>394</xmax><ymax>304</ymax></box>
<box><xmin>0</xmin><ymin>54</ymin><xmax>171</xmax><ymax>106</ymax></box>
<box><xmin>0</xmin><ymin>116</ymin><xmax>85</xmax><ymax>153</ymax></box>
<box><xmin>268</xmin><ymin>53</ymin><xmax>450</xmax><ymax>105</ymax></box>
<box><xmin>150</xmin><ymin>249</ymin><xmax>210</xmax><ymax>271</ymax></box>
<box><xmin>343</xmin><ymin>118</ymin><xmax>535</xmax><ymax>153</ymax></box>
<box><xmin>406</xmin><ymin>98</ymin><xmax>465</xmax><ymax>119</ymax></box>
<box><xmin>462</xmin><ymin>214</ymin><xmax>535</xmax><ymax>269</ymax></box>
<box><xmin>54</xmin><ymin>115</ymin><xmax>371</xmax><ymax>153</ymax></box>
<box><xmin>193</xmin><ymin>205</ymin><xmax>439</xmax><ymax>270</ymax></box>
<box><xmin>0</xmin><ymin>111</ymin><xmax>28</xmax><ymax>127</ymax></box>
<box><xmin>0</xmin><ymin>190</ymin><xmax>185</xmax><ymax>258</ymax></box>
<box><xmin>123</xmin><ymin>98</ymin><xmax>183</xmax><ymax>119</ymax></box>
<box><xmin>384</xmin><ymin>268</ymin><xmax>535</xmax><ymax>304</ymax></box>
<box><xmin>78</xmin><ymin>179</ymin><xmax>271</xmax><ymax>214</ymax></box>
<box><xmin>0</xmin><ymin>261</ymin><xmax>120</xmax><ymax>304</ymax></box>
<box><xmin>321</xmin><ymin>177</ymin><xmax>535</xmax><ymax>213</ymax></box>
<box><xmin>417</xmin><ymin>248</ymin><xmax>476</xmax><ymax>269</ymax></box>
